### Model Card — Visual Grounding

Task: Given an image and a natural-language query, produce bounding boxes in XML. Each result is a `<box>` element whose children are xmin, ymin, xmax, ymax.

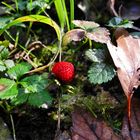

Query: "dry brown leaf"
<box><xmin>107</xmin><ymin>28</ymin><xmax>140</xmax><ymax>97</ymax></box>
<box><xmin>71</xmin><ymin>107</ymin><xmax>121</xmax><ymax>140</ymax></box>
<box><xmin>122</xmin><ymin>98</ymin><xmax>140</xmax><ymax>140</ymax></box>
<box><xmin>71</xmin><ymin>98</ymin><xmax>140</xmax><ymax>140</ymax></box>
<box><xmin>107</xmin><ymin>28</ymin><xmax>140</xmax><ymax>121</ymax></box>
<box><xmin>62</xmin><ymin>29</ymin><xmax>86</xmax><ymax>46</ymax></box>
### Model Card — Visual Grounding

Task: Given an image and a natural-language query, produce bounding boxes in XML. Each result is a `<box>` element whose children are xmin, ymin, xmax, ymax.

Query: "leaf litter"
<box><xmin>71</xmin><ymin>98</ymin><xmax>140</xmax><ymax>140</ymax></box>
<box><xmin>71</xmin><ymin>28</ymin><xmax>140</xmax><ymax>140</ymax></box>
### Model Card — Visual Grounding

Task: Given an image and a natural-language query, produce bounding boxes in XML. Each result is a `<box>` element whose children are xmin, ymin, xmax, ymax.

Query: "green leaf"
<box><xmin>27</xmin><ymin>0</ymin><xmax>50</xmax><ymax>11</ymax></box>
<box><xmin>108</xmin><ymin>17</ymin><xmax>133</xmax><ymax>28</ymax></box>
<box><xmin>12</xmin><ymin>85</ymin><xmax>52</xmax><ymax>107</ymax></box>
<box><xmin>0</xmin><ymin>15</ymin><xmax>60</xmax><ymax>40</ymax></box>
<box><xmin>20</xmin><ymin>74</ymin><xmax>48</xmax><ymax>93</ymax></box>
<box><xmin>0</xmin><ymin>78</ymin><xmax>18</xmax><ymax>99</ymax></box>
<box><xmin>0</xmin><ymin>60</ymin><xmax>15</xmax><ymax>72</ymax></box>
<box><xmin>11</xmin><ymin>90</ymin><xmax>29</xmax><ymax>105</ymax></box>
<box><xmin>54</xmin><ymin>0</ymin><xmax>69</xmax><ymax>29</ymax></box>
<box><xmin>28</xmin><ymin>91</ymin><xmax>52</xmax><ymax>107</ymax></box>
<box><xmin>0</xmin><ymin>60</ymin><xmax>6</xmax><ymax>71</ymax></box>
<box><xmin>4</xmin><ymin>59</ymin><xmax>15</xmax><ymax>69</ymax></box>
<box><xmin>17</xmin><ymin>0</ymin><xmax>27</xmax><ymax>11</ymax></box>
<box><xmin>85</xmin><ymin>49</ymin><xmax>105</xmax><ymax>63</ymax></box>
<box><xmin>0</xmin><ymin>40</ymin><xmax>9</xmax><ymax>47</ymax></box>
<box><xmin>0</xmin><ymin>16</ymin><xmax>14</xmax><ymax>29</ymax></box>
<box><xmin>131</xmin><ymin>32</ymin><xmax>140</xmax><ymax>39</ymax></box>
<box><xmin>88</xmin><ymin>63</ymin><xmax>116</xmax><ymax>84</ymax></box>
<box><xmin>0</xmin><ymin>46</ymin><xmax>9</xmax><ymax>60</ymax></box>
<box><xmin>7</xmin><ymin>62</ymin><xmax>32</xmax><ymax>80</ymax></box>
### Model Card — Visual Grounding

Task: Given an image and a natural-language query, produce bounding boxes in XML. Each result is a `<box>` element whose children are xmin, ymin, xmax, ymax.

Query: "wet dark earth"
<box><xmin>0</xmin><ymin>107</ymin><xmax>57</xmax><ymax>140</ymax></box>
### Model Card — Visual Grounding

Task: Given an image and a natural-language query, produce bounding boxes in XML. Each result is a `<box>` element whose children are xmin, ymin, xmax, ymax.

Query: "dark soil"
<box><xmin>0</xmin><ymin>107</ymin><xmax>57</xmax><ymax>140</ymax></box>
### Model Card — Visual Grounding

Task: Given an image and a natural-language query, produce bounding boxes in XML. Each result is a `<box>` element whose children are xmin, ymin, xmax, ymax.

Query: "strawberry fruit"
<box><xmin>52</xmin><ymin>61</ymin><xmax>74</xmax><ymax>83</ymax></box>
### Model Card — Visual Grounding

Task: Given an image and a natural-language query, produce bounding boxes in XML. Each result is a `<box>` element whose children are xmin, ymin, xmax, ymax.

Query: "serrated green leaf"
<box><xmin>85</xmin><ymin>49</ymin><xmax>105</xmax><ymax>63</ymax></box>
<box><xmin>0</xmin><ymin>60</ymin><xmax>6</xmax><ymax>71</ymax></box>
<box><xmin>4</xmin><ymin>59</ymin><xmax>15</xmax><ymax>69</ymax></box>
<box><xmin>108</xmin><ymin>17</ymin><xmax>133</xmax><ymax>28</ymax></box>
<box><xmin>0</xmin><ymin>46</ymin><xmax>9</xmax><ymax>60</ymax></box>
<box><xmin>0</xmin><ymin>60</ymin><xmax>15</xmax><ymax>72</ymax></box>
<box><xmin>88</xmin><ymin>63</ymin><xmax>116</xmax><ymax>84</ymax></box>
<box><xmin>0</xmin><ymin>78</ymin><xmax>18</xmax><ymax>99</ymax></box>
<box><xmin>7</xmin><ymin>62</ymin><xmax>32</xmax><ymax>80</ymax></box>
<box><xmin>20</xmin><ymin>74</ymin><xmax>48</xmax><ymax>93</ymax></box>
<box><xmin>28</xmin><ymin>91</ymin><xmax>52</xmax><ymax>107</ymax></box>
<box><xmin>11</xmin><ymin>91</ymin><xmax>29</xmax><ymax>105</ymax></box>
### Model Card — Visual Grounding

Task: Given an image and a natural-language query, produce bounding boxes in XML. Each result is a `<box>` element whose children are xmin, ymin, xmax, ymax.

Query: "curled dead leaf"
<box><xmin>107</xmin><ymin>28</ymin><xmax>140</xmax><ymax>98</ymax></box>
<box><xmin>107</xmin><ymin>28</ymin><xmax>140</xmax><ymax>123</ymax></box>
<box><xmin>62</xmin><ymin>29</ymin><xmax>86</xmax><ymax>46</ymax></box>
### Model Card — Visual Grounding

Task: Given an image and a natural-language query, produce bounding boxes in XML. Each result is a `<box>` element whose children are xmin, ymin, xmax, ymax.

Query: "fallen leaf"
<box><xmin>107</xmin><ymin>28</ymin><xmax>140</xmax><ymax>120</ymax></box>
<box><xmin>71</xmin><ymin>98</ymin><xmax>140</xmax><ymax>140</ymax></box>
<box><xmin>71</xmin><ymin>107</ymin><xmax>121</xmax><ymax>140</ymax></box>
<box><xmin>107</xmin><ymin>28</ymin><xmax>140</xmax><ymax>96</ymax></box>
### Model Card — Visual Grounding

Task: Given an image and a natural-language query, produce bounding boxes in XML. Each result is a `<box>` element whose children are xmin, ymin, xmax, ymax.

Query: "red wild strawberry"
<box><xmin>52</xmin><ymin>61</ymin><xmax>74</xmax><ymax>83</ymax></box>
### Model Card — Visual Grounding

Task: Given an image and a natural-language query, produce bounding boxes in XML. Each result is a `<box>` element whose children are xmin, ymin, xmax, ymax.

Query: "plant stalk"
<box><xmin>70</xmin><ymin>0</ymin><xmax>74</xmax><ymax>29</ymax></box>
<box><xmin>55</xmin><ymin>88</ymin><xmax>62</xmax><ymax>139</ymax></box>
<box><xmin>10</xmin><ymin>113</ymin><xmax>16</xmax><ymax>140</ymax></box>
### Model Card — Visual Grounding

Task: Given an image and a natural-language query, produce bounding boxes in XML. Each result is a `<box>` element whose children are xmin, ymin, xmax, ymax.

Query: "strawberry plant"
<box><xmin>85</xmin><ymin>48</ymin><xmax>116</xmax><ymax>84</ymax></box>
